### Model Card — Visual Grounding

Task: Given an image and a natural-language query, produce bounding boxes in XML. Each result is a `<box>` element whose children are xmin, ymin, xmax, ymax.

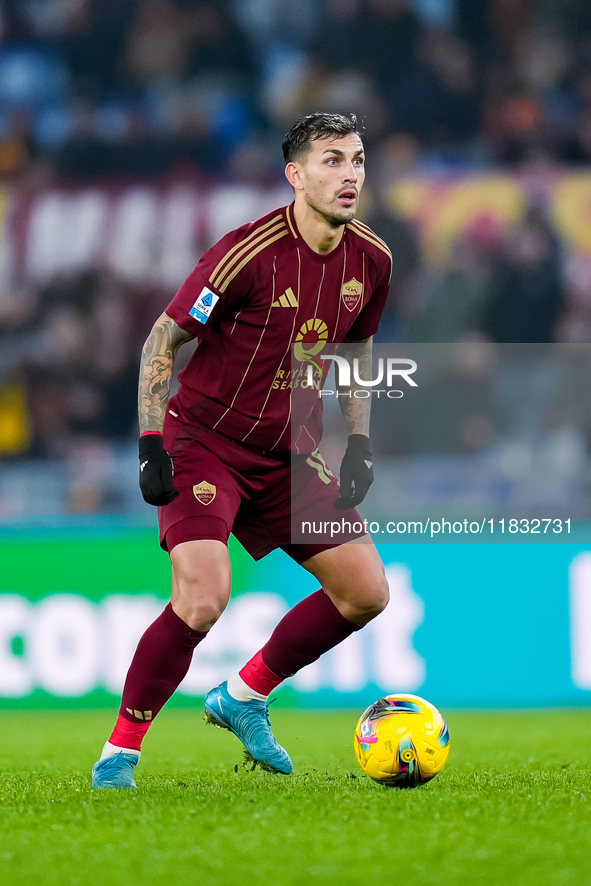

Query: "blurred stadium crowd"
<box><xmin>2</xmin><ymin>0</ymin><xmax>591</xmax><ymax>517</ymax></box>
<box><xmin>4</xmin><ymin>0</ymin><xmax>591</xmax><ymax>178</ymax></box>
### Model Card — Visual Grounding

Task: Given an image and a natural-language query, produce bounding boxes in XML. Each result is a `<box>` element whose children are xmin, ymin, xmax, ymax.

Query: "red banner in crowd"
<box><xmin>2</xmin><ymin>172</ymin><xmax>591</xmax><ymax>289</ymax></box>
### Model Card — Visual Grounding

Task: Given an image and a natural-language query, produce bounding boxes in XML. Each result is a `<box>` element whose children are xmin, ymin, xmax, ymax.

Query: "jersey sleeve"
<box><xmin>345</xmin><ymin>252</ymin><xmax>392</xmax><ymax>341</ymax></box>
<box><xmin>165</xmin><ymin>229</ymin><xmax>253</xmax><ymax>339</ymax></box>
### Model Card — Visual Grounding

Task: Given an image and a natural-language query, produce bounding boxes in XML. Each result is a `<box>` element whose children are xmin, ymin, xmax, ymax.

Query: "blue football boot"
<box><xmin>91</xmin><ymin>752</ymin><xmax>139</xmax><ymax>788</ymax></box>
<box><xmin>204</xmin><ymin>681</ymin><xmax>293</xmax><ymax>774</ymax></box>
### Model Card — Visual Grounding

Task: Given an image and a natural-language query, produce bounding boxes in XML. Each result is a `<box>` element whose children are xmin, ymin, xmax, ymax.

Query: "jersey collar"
<box><xmin>284</xmin><ymin>202</ymin><xmax>347</xmax><ymax>262</ymax></box>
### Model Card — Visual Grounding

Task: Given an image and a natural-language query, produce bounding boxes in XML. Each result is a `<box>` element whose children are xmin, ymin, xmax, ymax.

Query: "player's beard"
<box><xmin>305</xmin><ymin>189</ymin><xmax>357</xmax><ymax>227</ymax></box>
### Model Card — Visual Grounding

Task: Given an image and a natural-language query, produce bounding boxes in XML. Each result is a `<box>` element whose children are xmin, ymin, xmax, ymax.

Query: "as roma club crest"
<box><xmin>341</xmin><ymin>278</ymin><xmax>363</xmax><ymax>312</ymax></box>
<box><xmin>193</xmin><ymin>481</ymin><xmax>216</xmax><ymax>505</ymax></box>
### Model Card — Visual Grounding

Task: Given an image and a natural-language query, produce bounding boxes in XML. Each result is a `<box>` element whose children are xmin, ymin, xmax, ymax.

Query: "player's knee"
<box><xmin>172</xmin><ymin>571</ymin><xmax>230</xmax><ymax>631</ymax></box>
<box><xmin>171</xmin><ymin>542</ymin><xmax>231</xmax><ymax>630</ymax></box>
<box><xmin>189</xmin><ymin>601</ymin><xmax>225</xmax><ymax>632</ymax></box>
<box><xmin>374</xmin><ymin>570</ymin><xmax>390</xmax><ymax>613</ymax></box>
<box><xmin>358</xmin><ymin>570</ymin><xmax>389</xmax><ymax>621</ymax></box>
<box><xmin>333</xmin><ymin>566</ymin><xmax>389</xmax><ymax>625</ymax></box>
<box><xmin>173</xmin><ymin>593</ymin><xmax>227</xmax><ymax>632</ymax></box>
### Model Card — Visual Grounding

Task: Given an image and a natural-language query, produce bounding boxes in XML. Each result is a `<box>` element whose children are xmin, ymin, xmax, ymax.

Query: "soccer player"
<box><xmin>92</xmin><ymin>112</ymin><xmax>393</xmax><ymax>788</ymax></box>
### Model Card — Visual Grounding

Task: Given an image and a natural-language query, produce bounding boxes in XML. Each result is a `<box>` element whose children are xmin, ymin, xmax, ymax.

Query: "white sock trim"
<box><xmin>226</xmin><ymin>673</ymin><xmax>268</xmax><ymax>703</ymax></box>
<box><xmin>100</xmin><ymin>740</ymin><xmax>141</xmax><ymax>761</ymax></box>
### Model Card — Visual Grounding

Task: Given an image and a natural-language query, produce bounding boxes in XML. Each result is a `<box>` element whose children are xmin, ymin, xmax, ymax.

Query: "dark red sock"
<box><xmin>240</xmin><ymin>589</ymin><xmax>361</xmax><ymax>693</ymax></box>
<box><xmin>109</xmin><ymin>603</ymin><xmax>207</xmax><ymax>750</ymax></box>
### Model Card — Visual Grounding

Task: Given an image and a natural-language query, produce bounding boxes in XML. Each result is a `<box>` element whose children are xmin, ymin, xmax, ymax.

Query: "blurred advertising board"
<box><xmin>0</xmin><ymin>526</ymin><xmax>590</xmax><ymax>708</ymax></box>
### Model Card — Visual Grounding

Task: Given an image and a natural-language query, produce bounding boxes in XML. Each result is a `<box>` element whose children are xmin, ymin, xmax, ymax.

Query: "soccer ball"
<box><xmin>354</xmin><ymin>693</ymin><xmax>450</xmax><ymax>788</ymax></box>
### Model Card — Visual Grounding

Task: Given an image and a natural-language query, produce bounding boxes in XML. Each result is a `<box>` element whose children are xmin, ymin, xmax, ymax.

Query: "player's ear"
<box><xmin>285</xmin><ymin>162</ymin><xmax>304</xmax><ymax>191</ymax></box>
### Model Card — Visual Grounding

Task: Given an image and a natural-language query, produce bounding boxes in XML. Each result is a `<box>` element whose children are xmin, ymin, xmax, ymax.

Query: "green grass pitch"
<box><xmin>1</xmin><ymin>707</ymin><xmax>590</xmax><ymax>886</ymax></box>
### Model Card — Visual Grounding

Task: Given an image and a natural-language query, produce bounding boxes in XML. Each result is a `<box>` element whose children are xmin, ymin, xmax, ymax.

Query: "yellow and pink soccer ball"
<box><xmin>354</xmin><ymin>693</ymin><xmax>450</xmax><ymax>788</ymax></box>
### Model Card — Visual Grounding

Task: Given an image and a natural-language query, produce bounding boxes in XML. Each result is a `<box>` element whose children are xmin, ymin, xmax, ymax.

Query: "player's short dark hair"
<box><xmin>282</xmin><ymin>113</ymin><xmax>363</xmax><ymax>163</ymax></box>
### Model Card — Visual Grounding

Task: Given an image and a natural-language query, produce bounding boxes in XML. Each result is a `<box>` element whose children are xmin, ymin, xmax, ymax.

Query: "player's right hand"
<box><xmin>138</xmin><ymin>433</ymin><xmax>179</xmax><ymax>506</ymax></box>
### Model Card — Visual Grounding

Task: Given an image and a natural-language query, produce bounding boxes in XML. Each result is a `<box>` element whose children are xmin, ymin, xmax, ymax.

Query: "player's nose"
<box><xmin>343</xmin><ymin>163</ymin><xmax>358</xmax><ymax>183</ymax></box>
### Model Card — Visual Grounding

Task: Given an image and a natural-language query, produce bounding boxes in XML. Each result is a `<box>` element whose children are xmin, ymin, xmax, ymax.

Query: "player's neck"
<box><xmin>293</xmin><ymin>201</ymin><xmax>346</xmax><ymax>255</ymax></box>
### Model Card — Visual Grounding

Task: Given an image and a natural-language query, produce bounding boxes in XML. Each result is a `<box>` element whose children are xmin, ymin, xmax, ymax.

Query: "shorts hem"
<box><xmin>161</xmin><ymin>516</ymin><xmax>230</xmax><ymax>553</ymax></box>
<box><xmin>281</xmin><ymin>541</ymin><xmax>349</xmax><ymax>564</ymax></box>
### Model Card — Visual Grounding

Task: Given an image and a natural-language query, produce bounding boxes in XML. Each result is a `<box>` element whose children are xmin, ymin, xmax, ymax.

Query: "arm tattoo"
<box><xmin>336</xmin><ymin>337</ymin><xmax>373</xmax><ymax>437</ymax></box>
<box><xmin>138</xmin><ymin>313</ymin><xmax>195</xmax><ymax>434</ymax></box>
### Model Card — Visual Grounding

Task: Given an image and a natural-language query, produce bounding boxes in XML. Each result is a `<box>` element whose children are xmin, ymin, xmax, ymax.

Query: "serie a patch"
<box><xmin>189</xmin><ymin>287</ymin><xmax>219</xmax><ymax>324</ymax></box>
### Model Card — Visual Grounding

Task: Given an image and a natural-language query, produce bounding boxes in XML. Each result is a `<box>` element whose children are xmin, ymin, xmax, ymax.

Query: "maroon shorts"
<box><xmin>158</xmin><ymin>412</ymin><xmax>366</xmax><ymax>563</ymax></box>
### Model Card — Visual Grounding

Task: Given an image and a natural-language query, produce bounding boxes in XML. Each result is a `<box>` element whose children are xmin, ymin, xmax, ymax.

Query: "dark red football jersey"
<box><xmin>165</xmin><ymin>202</ymin><xmax>392</xmax><ymax>453</ymax></box>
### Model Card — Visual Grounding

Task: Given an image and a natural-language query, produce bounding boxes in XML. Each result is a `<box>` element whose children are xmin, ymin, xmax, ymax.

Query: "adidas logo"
<box><xmin>126</xmin><ymin>708</ymin><xmax>153</xmax><ymax>721</ymax></box>
<box><xmin>272</xmin><ymin>287</ymin><xmax>298</xmax><ymax>308</ymax></box>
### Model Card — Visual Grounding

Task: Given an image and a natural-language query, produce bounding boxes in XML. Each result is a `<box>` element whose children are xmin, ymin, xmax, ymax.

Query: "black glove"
<box><xmin>138</xmin><ymin>434</ymin><xmax>179</xmax><ymax>506</ymax></box>
<box><xmin>334</xmin><ymin>434</ymin><xmax>374</xmax><ymax>510</ymax></box>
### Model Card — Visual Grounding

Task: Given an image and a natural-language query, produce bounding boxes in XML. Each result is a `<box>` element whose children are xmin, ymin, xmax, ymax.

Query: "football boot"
<box><xmin>91</xmin><ymin>752</ymin><xmax>139</xmax><ymax>788</ymax></box>
<box><xmin>204</xmin><ymin>681</ymin><xmax>292</xmax><ymax>774</ymax></box>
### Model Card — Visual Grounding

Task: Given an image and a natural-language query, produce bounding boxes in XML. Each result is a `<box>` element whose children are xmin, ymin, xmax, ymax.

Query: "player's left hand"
<box><xmin>334</xmin><ymin>434</ymin><xmax>374</xmax><ymax>509</ymax></box>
